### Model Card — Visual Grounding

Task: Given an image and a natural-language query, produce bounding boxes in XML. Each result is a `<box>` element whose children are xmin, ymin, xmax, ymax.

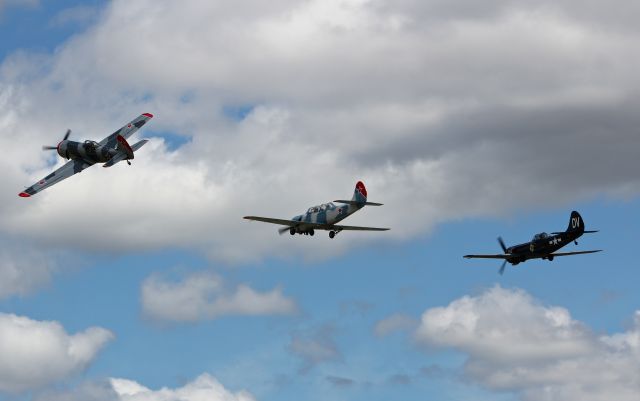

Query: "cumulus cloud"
<box><xmin>49</xmin><ymin>5</ymin><xmax>99</xmax><ymax>28</ymax></box>
<box><xmin>289</xmin><ymin>324</ymin><xmax>342</xmax><ymax>372</ymax></box>
<box><xmin>34</xmin><ymin>373</ymin><xmax>256</xmax><ymax>401</ymax></box>
<box><xmin>374</xmin><ymin>313</ymin><xmax>417</xmax><ymax>337</ymax></box>
<box><xmin>1</xmin><ymin>0</ymin><xmax>639</xmax><ymax>263</ymax></box>
<box><xmin>141</xmin><ymin>271</ymin><xmax>297</xmax><ymax>322</ymax></box>
<box><xmin>0</xmin><ymin>313</ymin><xmax>113</xmax><ymax>393</ymax></box>
<box><xmin>0</xmin><ymin>239</ymin><xmax>59</xmax><ymax>298</ymax></box>
<box><xmin>415</xmin><ymin>286</ymin><xmax>640</xmax><ymax>401</ymax></box>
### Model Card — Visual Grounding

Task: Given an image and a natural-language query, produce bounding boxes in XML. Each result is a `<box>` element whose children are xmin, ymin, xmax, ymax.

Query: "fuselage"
<box><xmin>291</xmin><ymin>202</ymin><xmax>363</xmax><ymax>228</ymax></box>
<box><xmin>506</xmin><ymin>230</ymin><xmax>583</xmax><ymax>264</ymax></box>
<box><xmin>57</xmin><ymin>140</ymin><xmax>117</xmax><ymax>164</ymax></box>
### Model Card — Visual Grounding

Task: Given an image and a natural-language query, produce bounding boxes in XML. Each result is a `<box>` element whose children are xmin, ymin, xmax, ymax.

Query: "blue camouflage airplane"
<box><xmin>464</xmin><ymin>211</ymin><xmax>601</xmax><ymax>274</ymax></box>
<box><xmin>19</xmin><ymin>113</ymin><xmax>153</xmax><ymax>197</ymax></box>
<box><xmin>244</xmin><ymin>181</ymin><xmax>390</xmax><ymax>238</ymax></box>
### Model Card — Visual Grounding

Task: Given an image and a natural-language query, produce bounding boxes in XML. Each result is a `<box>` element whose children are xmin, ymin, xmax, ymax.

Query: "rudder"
<box><xmin>352</xmin><ymin>181</ymin><xmax>368</xmax><ymax>204</ymax></box>
<box><xmin>566</xmin><ymin>211</ymin><xmax>585</xmax><ymax>233</ymax></box>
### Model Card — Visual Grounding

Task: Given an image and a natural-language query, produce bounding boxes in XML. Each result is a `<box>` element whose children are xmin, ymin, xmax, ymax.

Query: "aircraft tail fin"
<box><xmin>566</xmin><ymin>211</ymin><xmax>585</xmax><ymax>234</ymax></box>
<box><xmin>103</xmin><ymin>139</ymin><xmax>148</xmax><ymax>168</ymax></box>
<box><xmin>351</xmin><ymin>181</ymin><xmax>368</xmax><ymax>204</ymax></box>
<box><xmin>115</xmin><ymin>134</ymin><xmax>135</xmax><ymax>160</ymax></box>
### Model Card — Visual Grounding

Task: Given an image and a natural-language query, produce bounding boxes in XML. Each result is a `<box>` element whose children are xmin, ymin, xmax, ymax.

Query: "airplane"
<box><xmin>243</xmin><ymin>181</ymin><xmax>390</xmax><ymax>238</ymax></box>
<box><xmin>464</xmin><ymin>211</ymin><xmax>601</xmax><ymax>274</ymax></box>
<box><xmin>18</xmin><ymin>113</ymin><xmax>153</xmax><ymax>197</ymax></box>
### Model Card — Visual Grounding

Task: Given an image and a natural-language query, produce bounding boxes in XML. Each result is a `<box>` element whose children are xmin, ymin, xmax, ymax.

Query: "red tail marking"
<box><xmin>116</xmin><ymin>135</ymin><xmax>133</xmax><ymax>154</ymax></box>
<box><xmin>18</xmin><ymin>192</ymin><xmax>30</xmax><ymax>198</ymax></box>
<box><xmin>356</xmin><ymin>181</ymin><xmax>367</xmax><ymax>197</ymax></box>
<box><xmin>142</xmin><ymin>113</ymin><xmax>153</xmax><ymax>118</ymax></box>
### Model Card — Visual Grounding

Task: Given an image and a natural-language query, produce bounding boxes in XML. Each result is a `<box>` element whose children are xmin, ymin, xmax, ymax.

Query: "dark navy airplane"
<box><xmin>464</xmin><ymin>211</ymin><xmax>601</xmax><ymax>275</ymax></box>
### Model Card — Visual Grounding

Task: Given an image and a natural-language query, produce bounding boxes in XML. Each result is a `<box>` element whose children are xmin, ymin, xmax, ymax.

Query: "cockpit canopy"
<box><xmin>84</xmin><ymin>140</ymin><xmax>99</xmax><ymax>148</ymax></box>
<box><xmin>532</xmin><ymin>232</ymin><xmax>549</xmax><ymax>241</ymax></box>
<box><xmin>307</xmin><ymin>202</ymin><xmax>336</xmax><ymax>214</ymax></box>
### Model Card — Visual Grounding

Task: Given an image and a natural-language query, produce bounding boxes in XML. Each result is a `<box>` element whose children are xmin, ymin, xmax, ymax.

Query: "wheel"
<box><xmin>309</xmin><ymin>229</ymin><xmax>314</xmax><ymax>236</ymax></box>
<box><xmin>289</xmin><ymin>227</ymin><xmax>295</xmax><ymax>235</ymax></box>
<box><xmin>329</xmin><ymin>231</ymin><xmax>335</xmax><ymax>239</ymax></box>
<box><xmin>548</xmin><ymin>256</ymin><xmax>554</xmax><ymax>262</ymax></box>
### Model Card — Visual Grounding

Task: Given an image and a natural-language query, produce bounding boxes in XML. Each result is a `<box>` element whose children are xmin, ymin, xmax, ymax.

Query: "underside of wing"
<box><xmin>243</xmin><ymin>216</ymin><xmax>299</xmax><ymax>226</ymax></box>
<box><xmin>98</xmin><ymin>113</ymin><xmax>153</xmax><ymax>148</ymax></box>
<box><xmin>334</xmin><ymin>200</ymin><xmax>384</xmax><ymax>206</ymax></box>
<box><xmin>332</xmin><ymin>224</ymin><xmax>390</xmax><ymax>231</ymax></box>
<box><xmin>19</xmin><ymin>159</ymin><xmax>94</xmax><ymax>197</ymax></box>
<box><xmin>464</xmin><ymin>254</ymin><xmax>509</xmax><ymax>259</ymax></box>
<box><xmin>547</xmin><ymin>250</ymin><xmax>603</xmax><ymax>257</ymax></box>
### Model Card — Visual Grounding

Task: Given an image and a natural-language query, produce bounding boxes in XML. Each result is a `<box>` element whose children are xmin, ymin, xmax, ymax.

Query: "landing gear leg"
<box><xmin>329</xmin><ymin>231</ymin><xmax>335</xmax><ymax>239</ymax></box>
<box><xmin>127</xmin><ymin>160</ymin><xmax>131</xmax><ymax>166</ymax></box>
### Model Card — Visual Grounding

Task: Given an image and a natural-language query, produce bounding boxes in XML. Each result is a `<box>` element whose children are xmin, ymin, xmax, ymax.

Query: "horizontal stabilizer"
<box><xmin>131</xmin><ymin>139</ymin><xmax>148</xmax><ymax>152</ymax></box>
<box><xmin>551</xmin><ymin>230</ymin><xmax>599</xmax><ymax>235</ymax></box>
<box><xmin>334</xmin><ymin>200</ymin><xmax>383</xmax><ymax>206</ymax></box>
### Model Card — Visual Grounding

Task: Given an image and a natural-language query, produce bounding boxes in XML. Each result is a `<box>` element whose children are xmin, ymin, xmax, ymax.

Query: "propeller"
<box><xmin>278</xmin><ymin>226</ymin><xmax>291</xmax><ymax>235</ymax></box>
<box><xmin>499</xmin><ymin>260</ymin><xmax>507</xmax><ymax>275</ymax></box>
<box><xmin>497</xmin><ymin>237</ymin><xmax>508</xmax><ymax>275</ymax></box>
<box><xmin>42</xmin><ymin>129</ymin><xmax>71</xmax><ymax>151</ymax></box>
<box><xmin>497</xmin><ymin>236</ymin><xmax>507</xmax><ymax>253</ymax></box>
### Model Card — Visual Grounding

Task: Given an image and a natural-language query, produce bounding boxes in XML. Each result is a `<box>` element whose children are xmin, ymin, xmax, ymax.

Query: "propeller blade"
<box><xmin>42</xmin><ymin>146</ymin><xmax>57</xmax><ymax>151</ymax></box>
<box><xmin>497</xmin><ymin>237</ymin><xmax>507</xmax><ymax>253</ymax></box>
<box><xmin>278</xmin><ymin>226</ymin><xmax>291</xmax><ymax>235</ymax></box>
<box><xmin>499</xmin><ymin>260</ymin><xmax>507</xmax><ymax>275</ymax></box>
<box><xmin>63</xmin><ymin>129</ymin><xmax>71</xmax><ymax>140</ymax></box>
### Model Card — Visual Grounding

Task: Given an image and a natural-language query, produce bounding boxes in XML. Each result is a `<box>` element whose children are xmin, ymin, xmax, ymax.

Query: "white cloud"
<box><xmin>34</xmin><ymin>373</ymin><xmax>256</xmax><ymax>401</ymax></box>
<box><xmin>141</xmin><ymin>271</ymin><xmax>297</xmax><ymax>322</ymax></box>
<box><xmin>374</xmin><ymin>313</ymin><xmax>417</xmax><ymax>337</ymax></box>
<box><xmin>0</xmin><ymin>240</ymin><xmax>58</xmax><ymax>298</ymax></box>
<box><xmin>415</xmin><ymin>286</ymin><xmax>640</xmax><ymax>401</ymax></box>
<box><xmin>1</xmin><ymin>0</ymin><xmax>639</xmax><ymax>263</ymax></box>
<box><xmin>49</xmin><ymin>5</ymin><xmax>99</xmax><ymax>28</ymax></box>
<box><xmin>0</xmin><ymin>313</ymin><xmax>113</xmax><ymax>393</ymax></box>
<box><xmin>289</xmin><ymin>325</ymin><xmax>341</xmax><ymax>372</ymax></box>
<box><xmin>110</xmin><ymin>374</ymin><xmax>256</xmax><ymax>401</ymax></box>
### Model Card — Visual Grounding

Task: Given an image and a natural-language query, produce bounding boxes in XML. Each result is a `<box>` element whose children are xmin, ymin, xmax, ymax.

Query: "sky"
<box><xmin>0</xmin><ymin>1</ymin><xmax>639</xmax><ymax>400</ymax></box>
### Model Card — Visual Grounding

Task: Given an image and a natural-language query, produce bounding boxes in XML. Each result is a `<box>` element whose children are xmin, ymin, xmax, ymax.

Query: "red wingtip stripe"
<box><xmin>142</xmin><ymin>113</ymin><xmax>153</xmax><ymax>118</ymax></box>
<box><xmin>19</xmin><ymin>192</ymin><xmax>31</xmax><ymax>198</ymax></box>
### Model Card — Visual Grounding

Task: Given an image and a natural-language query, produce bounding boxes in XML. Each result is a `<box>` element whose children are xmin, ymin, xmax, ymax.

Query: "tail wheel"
<box><xmin>329</xmin><ymin>231</ymin><xmax>335</xmax><ymax>239</ymax></box>
<box><xmin>289</xmin><ymin>227</ymin><xmax>295</xmax><ymax>235</ymax></box>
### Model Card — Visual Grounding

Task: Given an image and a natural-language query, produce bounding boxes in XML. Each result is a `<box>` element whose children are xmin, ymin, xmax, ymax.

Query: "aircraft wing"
<box><xmin>243</xmin><ymin>216</ymin><xmax>299</xmax><ymax>226</ymax></box>
<box><xmin>547</xmin><ymin>250</ymin><xmax>603</xmax><ymax>257</ymax></box>
<box><xmin>243</xmin><ymin>216</ymin><xmax>390</xmax><ymax>231</ymax></box>
<box><xmin>98</xmin><ymin>113</ymin><xmax>153</xmax><ymax>148</ymax></box>
<box><xmin>19</xmin><ymin>159</ymin><xmax>94</xmax><ymax>197</ymax></box>
<box><xmin>464</xmin><ymin>254</ymin><xmax>509</xmax><ymax>259</ymax></box>
<box><xmin>332</xmin><ymin>224</ymin><xmax>389</xmax><ymax>231</ymax></box>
